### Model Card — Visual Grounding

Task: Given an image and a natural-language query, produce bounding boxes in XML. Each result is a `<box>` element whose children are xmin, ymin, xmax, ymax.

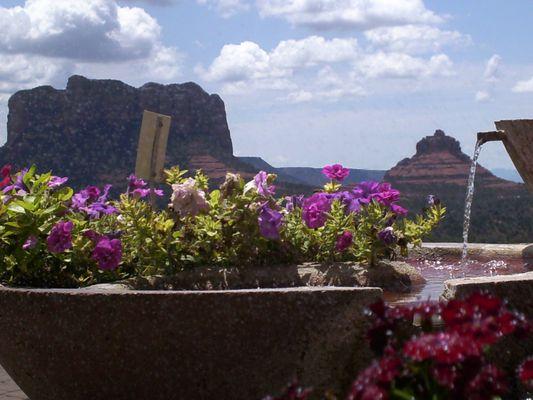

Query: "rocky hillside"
<box><xmin>385</xmin><ymin>130</ymin><xmax>533</xmax><ymax>243</ymax></box>
<box><xmin>0</xmin><ymin>75</ymin><xmax>258</xmax><ymax>190</ymax></box>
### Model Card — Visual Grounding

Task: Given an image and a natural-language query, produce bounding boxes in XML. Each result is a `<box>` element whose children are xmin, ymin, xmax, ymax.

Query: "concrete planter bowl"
<box><xmin>0</xmin><ymin>284</ymin><xmax>381</xmax><ymax>400</ymax></box>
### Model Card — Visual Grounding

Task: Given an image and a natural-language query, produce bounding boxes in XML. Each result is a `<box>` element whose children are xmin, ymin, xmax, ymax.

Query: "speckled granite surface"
<box><xmin>0</xmin><ymin>286</ymin><xmax>381</xmax><ymax>400</ymax></box>
<box><xmin>0</xmin><ymin>365</ymin><xmax>27</xmax><ymax>399</ymax></box>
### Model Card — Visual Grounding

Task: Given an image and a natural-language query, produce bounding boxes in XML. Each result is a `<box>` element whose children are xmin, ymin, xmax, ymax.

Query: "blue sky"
<box><xmin>1</xmin><ymin>0</ymin><xmax>533</xmax><ymax>172</ymax></box>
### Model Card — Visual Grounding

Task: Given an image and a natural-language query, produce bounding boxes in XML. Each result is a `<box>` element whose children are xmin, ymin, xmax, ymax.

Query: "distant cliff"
<box><xmin>0</xmin><ymin>75</ymin><xmax>256</xmax><ymax>189</ymax></box>
<box><xmin>385</xmin><ymin>130</ymin><xmax>532</xmax><ymax>243</ymax></box>
<box><xmin>385</xmin><ymin>129</ymin><xmax>514</xmax><ymax>188</ymax></box>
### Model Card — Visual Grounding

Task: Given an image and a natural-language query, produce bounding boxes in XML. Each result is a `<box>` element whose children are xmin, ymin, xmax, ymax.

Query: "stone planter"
<box><xmin>0</xmin><ymin>285</ymin><xmax>381</xmax><ymax>400</ymax></box>
<box><xmin>117</xmin><ymin>261</ymin><xmax>424</xmax><ymax>293</ymax></box>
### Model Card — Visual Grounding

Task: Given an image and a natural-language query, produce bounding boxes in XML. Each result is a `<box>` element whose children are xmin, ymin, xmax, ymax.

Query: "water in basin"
<box><xmin>384</xmin><ymin>256</ymin><xmax>532</xmax><ymax>304</ymax></box>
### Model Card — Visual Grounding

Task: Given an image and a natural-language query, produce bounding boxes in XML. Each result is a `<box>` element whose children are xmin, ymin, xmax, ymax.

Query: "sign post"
<box><xmin>135</xmin><ymin>110</ymin><xmax>172</xmax><ymax>206</ymax></box>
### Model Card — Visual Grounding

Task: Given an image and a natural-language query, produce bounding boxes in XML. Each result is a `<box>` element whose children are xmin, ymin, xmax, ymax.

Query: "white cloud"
<box><xmin>286</xmin><ymin>90</ymin><xmax>314</xmax><ymax>103</ymax></box>
<box><xmin>0</xmin><ymin>54</ymin><xmax>71</xmax><ymax>94</ymax></box>
<box><xmin>196</xmin><ymin>41</ymin><xmax>285</xmax><ymax>83</ymax></box>
<box><xmin>196</xmin><ymin>36</ymin><xmax>360</xmax><ymax>91</ymax></box>
<box><xmin>513</xmin><ymin>77</ymin><xmax>533</xmax><ymax>93</ymax></box>
<box><xmin>257</xmin><ymin>0</ymin><xmax>442</xmax><ymax>30</ymax></box>
<box><xmin>473</xmin><ymin>55</ymin><xmax>501</xmax><ymax>102</ymax></box>
<box><xmin>285</xmin><ymin>66</ymin><xmax>364</xmax><ymax>103</ymax></box>
<box><xmin>0</xmin><ymin>0</ymin><xmax>183</xmax><ymax>144</ymax></box>
<box><xmin>364</xmin><ymin>25</ymin><xmax>470</xmax><ymax>54</ymax></box>
<box><xmin>270</xmin><ymin>36</ymin><xmax>358</xmax><ymax>68</ymax></box>
<box><xmin>119</xmin><ymin>0</ymin><xmax>177</xmax><ymax>5</ymax></box>
<box><xmin>483</xmin><ymin>54</ymin><xmax>501</xmax><ymax>82</ymax></box>
<box><xmin>0</xmin><ymin>0</ymin><xmax>169</xmax><ymax>62</ymax></box>
<box><xmin>475</xmin><ymin>90</ymin><xmax>490</xmax><ymax>102</ymax></box>
<box><xmin>356</xmin><ymin>52</ymin><xmax>453</xmax><ymax>79</ymax></box>
<box><xmin>196</xmin><ymin>0</ymin><xmax>249</xmax><ymax>17</ymax></box>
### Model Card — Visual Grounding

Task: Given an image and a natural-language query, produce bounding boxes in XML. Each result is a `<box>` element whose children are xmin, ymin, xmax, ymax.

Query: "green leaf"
<box><xmin>57</xmin><ymin>187</ymin><xmax>74</xmax><ymax>201</ymax></box>
<box><xmin>7</xmin><ymin>203</ymin><xmax>25</xmax><ymax>214</ymax></box>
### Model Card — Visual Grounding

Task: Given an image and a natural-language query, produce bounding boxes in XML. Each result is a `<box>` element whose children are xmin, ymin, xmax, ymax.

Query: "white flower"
<box><xmin>169</xmin><ymin>178</ymin><xmax>209</xmax><ymax>217</ymax></box>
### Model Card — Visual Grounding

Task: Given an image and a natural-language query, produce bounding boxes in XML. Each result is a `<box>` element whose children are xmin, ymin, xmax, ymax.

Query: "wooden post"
<box><xmin>494</xmin><ymin>120</ymin><xmax>533</xmax><ymax>193</ymax></box>
<box><xmin>135</xmin><ymin>110</ymin><xmax>172</xmax><ymax>206</ymax></box>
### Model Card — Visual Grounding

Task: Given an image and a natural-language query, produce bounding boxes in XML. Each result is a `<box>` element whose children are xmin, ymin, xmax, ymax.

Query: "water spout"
<box><xmin>462</xmin><ymin>139</ymin><xmax>484</xmax><ymax>261</ymax></box>
<box><xmin>477</xmin><ymin>130</ymin><xmax>506</xmax><ymax>146</ymax></box>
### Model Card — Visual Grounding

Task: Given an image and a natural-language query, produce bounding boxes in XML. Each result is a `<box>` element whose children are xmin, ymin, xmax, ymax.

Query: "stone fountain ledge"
<box><xmin>443</xmin><ymin>271</ymin><xmax>533</xmax><ymax>317</ymax></box>
<box><xmin>0</xmin><ymin>285</ymin><xmax>381</xmax><ymax>400</ymax></box>
<box><xmin>413</xmin><ymin>242</ymin><xmax>533</xmax><ymax>259</ymax></box>
<box><xmin>86</xmin><ymin>260</ymin><xmax>424</xmax><ymax>294</ymax></box>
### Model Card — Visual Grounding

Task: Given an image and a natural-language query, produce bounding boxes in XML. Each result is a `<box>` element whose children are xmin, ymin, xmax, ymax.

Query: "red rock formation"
<box><xmin>385</xmin><ymin>130</ymin><xmax>515</xmax><ymax>188</ymax></box>
<box><xmin>0</xmin><ymin>75</ymin><xmax>255</xmax><ymax>189</ymax></box>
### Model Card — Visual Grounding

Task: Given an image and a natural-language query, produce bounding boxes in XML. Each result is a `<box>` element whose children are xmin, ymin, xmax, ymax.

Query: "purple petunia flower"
<box><xmin>302</xmin><ymin>193</ymin><xmax>331</xmax><ymax>229</ymax></box>
<box><xmin>127</xmin><ymin>174</ymin><xmax>146</xmax><ymax>192</ymax></box>
<box><xmin>390</xmin><ymin>204</ymin><xmax>408</xmax><ymax>216</ymax></box>
<box><xmin>352</xmin><ymin>181</ymin><xmax>381</xmax><ymax>205</ymax></box>
<box><xmin>253</xmin><ymin>171</ymin><xmax>276</xmax><ymax>197</ymax></box>
<box><xmin>284</xmin><ymin>194</ymin><xmax>304</xmax><ymax>212</ymax></box>
<box><xmin>2</xmin><ymin>168</ymin><xmax>28</xmax><ymax>195</ymax></box>
<box><xmin>332</xmin><ymin>191</ymin><xmax>362</xmax><ymax>214</ymax></box>
<box><xmin>322</xmin><ymin>164</ymin><xmax>350</xmax><ymax>182</ymax></box>
<box><xmin>335</xmin><ymin>231</ymin><xmax>353</xmax><ymax>252</ymax></box>
<box><xmin>375</xmin><ymin>183</ymin><xmax>400</xmax><ymax>206</ymax></box>
<box><xmin>22</xmin><ymin>235</ymin><xmax>38</xmax><ymax>250</ymax></box>
<box><xmin>91</xmin><ymin>236</ymin><xmax>122</xmax><ymax>271</ymax></box>
<box><xmin>378</xmin><ymin>226</ymin><xmax>397</xmax><ymax>245</ymax></box>
<box><xmin>127</xmin><ymin>174</ymin><xmax>164</xmax><ymax>199</ymax></box>
<box><xmin>48</xmin><ymin>176</ymin><xmax>68</xmax><ymax>188</ymax></box>
<box><xmin>258</xmin><ymin>204</ymin><xmax>283</xmax><ymax>240</ymax></box>
<box><xmin>71</xmin><ymin>184</ymin><xmax>118</xmax><ymax>219</ymax></box>
<box><xmin>83</xmin><ymin>229</ymin><xmax>101</xmax><ymax>243</ymax></box>
<box><xmin>46</xmin><ymin>221</ymin><xmax>73</xmax><ymax>253</ymax></box>
<box><xmin>132</xmin><ymin>188</ymin><xmax>164</xmax><ymax>199</ymax></box>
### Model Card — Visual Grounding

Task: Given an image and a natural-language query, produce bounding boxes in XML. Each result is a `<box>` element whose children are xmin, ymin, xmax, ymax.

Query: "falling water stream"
<box><xmin>462</xmin><ymin>140</ymin><xmax>483</xmax><ymax>261</ymax></box>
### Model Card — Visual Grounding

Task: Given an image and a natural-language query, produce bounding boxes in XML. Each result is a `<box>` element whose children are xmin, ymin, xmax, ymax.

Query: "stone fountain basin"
<box><xmin>0</xmin><ymin>285</ymin><xmax>381</xmax><ymax>400</ymax></box>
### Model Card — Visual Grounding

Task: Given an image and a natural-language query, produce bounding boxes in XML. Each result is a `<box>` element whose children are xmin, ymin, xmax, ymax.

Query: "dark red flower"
<box><xmin>468</xmin><ymin>292</ymin><xmax>502</xmax><ymax>316</ymax></box>
<box><xmin>441</xmin><ymin>299</ymin><xmax>475</xmax><ymax>327</ymax></box>
<box><xmin>430</xmin><ymin>364</ymin><xmax>457</xmax><ymax>389</ymax></box>
<box><xmin>403</xmin><ymin>332</ymin><xmax>481</xmax><ymax>364</ymax></box>
<box><xmin>263</xmin><ymin>381</ymin><xmax>312</xmax><ymax>400</ymax></box>
<box><xmin>518</xmin><ymin>358</ymin><xmax>533</xmax><ymax>390</ymax></box>
<box><xmin>464</xmin><ymin>364</ymin><xmax>508</xmax><ymax>400</ymax></box>
<box><xmin>347</xmin><ymin>358</ymin><xmax>396</xmax><ymax>400</ymax></box>
<box><xmin>0</xmin><ymin>164</ymin><xmax>11</xmax><ymax>189</ymax></box>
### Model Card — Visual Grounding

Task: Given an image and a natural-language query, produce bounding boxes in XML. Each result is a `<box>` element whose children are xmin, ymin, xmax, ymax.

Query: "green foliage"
<box><xmin>0</xmin><ymin>165</ymin><xmax>444</xmax><ymax>288</ymax></box>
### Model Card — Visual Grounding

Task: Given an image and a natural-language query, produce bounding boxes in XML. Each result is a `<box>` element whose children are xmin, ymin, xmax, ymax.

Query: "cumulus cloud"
<box><xmin>0</xmin><ymin>54</ymin><xmax>72</xmax><ymax>94</ymax></box>
<box><xmin>196</xmin><ymin>0</ymin><xmax>249</xmax><ymax>17</ymax></box>
<box><xmin>0</xmin><ymin>0</ymin><xmax>171</xmax><ymax>62</ymax></box>
<box><xmin>285</xmin><ymin>66</ymin><xmax>364</xmax><ymax>103</ymax></box>
<box><xmin>0</xmin><ymin>0</ymin><xmax>183</xmax><ymax>140</ymax></box>
<box><xmin>483</xmin><ymin>54</ymin><xmax>502</xmax><ymax>82</ymax></box>
<box><xmin>256</xmin><ymin>0</ymin><xmax>442</xmax><ymax>30</ymax></box>
<box><xmin>196</xmin><ymin>37</ymin><xmax>359</xmax><ymax>88</ymax></box>
<box><xmin>198</xmin><ymin>34</ymin><xmax>451</xmax><ymax>102</ymax></box>
<box><xmin>512</xmin><ymin>77</ymin><xmax>533</xmax><ymax>93</ymax></box>
<box><xmin>364</xmin><ymin>25</ymin><xmax>470</xmax><ymax>54</ymax></box>
<box><xmin>356</xmin><ymin>52</ymin><xmax>453</xmax><ymax>79</ymax></box>
<box><xmin>119</xmin><ymin>0</ymin><xmax>177</xmax><ymax>4</ymax></box>
<box><xmin>475</xmin><ymin>90</ymin><xmax>490</xmax><ymax>102</ymax></box>
<box><xmin>473</xmin><ymin>54</ymin><xmax>501</xmax><ymax>101</ymax></box>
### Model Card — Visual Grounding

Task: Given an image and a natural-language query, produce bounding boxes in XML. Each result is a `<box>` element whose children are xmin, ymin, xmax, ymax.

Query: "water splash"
<box><xmin>462</xmin><ymin>140</ymin><xmax>483</xmax><ymax>260</ymax></box>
